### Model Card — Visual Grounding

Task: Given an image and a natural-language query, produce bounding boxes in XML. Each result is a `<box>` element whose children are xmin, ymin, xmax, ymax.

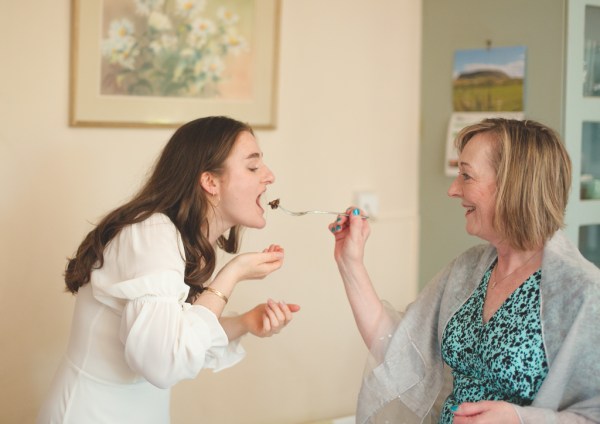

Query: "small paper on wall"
<box><xmin>445</xmin><ymin>111</ymin><xmax>524</xmax><ymax>177</ymax></box>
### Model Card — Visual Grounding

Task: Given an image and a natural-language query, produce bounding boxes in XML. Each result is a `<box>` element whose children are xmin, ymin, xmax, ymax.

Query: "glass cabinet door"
<box><xmin>579</xmin><ymin>224</ymin><xmax>600</xmax><ymax>265</ymax></box>
<box><xmin>584</xmin><ymin>5</ymin><xmax>600</xmax><ymax>97</ymax></box>
<box><xmin>565</xmin><ymin>0</ymin><xmax>600</xmax><ymax>268</ymax></box>
<box><xmin>580</xmin><ymin>122</ymin><xmax>600</xmax><ymax>200</ymax></box>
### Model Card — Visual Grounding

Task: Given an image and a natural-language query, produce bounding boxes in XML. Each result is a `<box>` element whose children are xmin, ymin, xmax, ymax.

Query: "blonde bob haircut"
<box><xmin>454</xmin><ymin>118</ymin><xmax>572</xmax><ymax>251</ymax></box>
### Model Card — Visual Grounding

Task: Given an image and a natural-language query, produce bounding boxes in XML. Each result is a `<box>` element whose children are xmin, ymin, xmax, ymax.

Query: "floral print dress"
<box><xmin>439</xmin><ymin>262</ymin><xmax>549</xmax><ymax>423</ymax></box>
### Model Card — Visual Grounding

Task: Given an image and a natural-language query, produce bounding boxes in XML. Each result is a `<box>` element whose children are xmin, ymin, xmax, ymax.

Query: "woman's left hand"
<box><xmin>452</xmin><ymin>401</ymin><xmax>520</xmax><ymax>424</ymax></box>
<box><xmin>242</xmin><ymin>299</ymin><xmax>301</xmax><ymax>338</ymax></box>
<box><xmin>217</xmin><ymin>244</ymin><xmax>285</xmax><ymax>285</ymax></box>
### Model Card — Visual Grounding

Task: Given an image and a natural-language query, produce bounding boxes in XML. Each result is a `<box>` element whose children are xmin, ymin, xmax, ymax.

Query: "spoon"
<box><xmin>267</xmin><ymin>198</ymin><xmax>370</xmax><ymax>219</ymax></box>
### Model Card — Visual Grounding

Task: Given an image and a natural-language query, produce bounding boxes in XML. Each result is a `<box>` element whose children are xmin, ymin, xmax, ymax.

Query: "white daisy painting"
<box><xmin>100</xmin><ymin>0</ymin><xmax>253</xmax><ymax>98</ymax></box>
<box><xmin>70</xmin><ymin>0</ymin><xmax>278</xmax><ymax>128</ymax></box>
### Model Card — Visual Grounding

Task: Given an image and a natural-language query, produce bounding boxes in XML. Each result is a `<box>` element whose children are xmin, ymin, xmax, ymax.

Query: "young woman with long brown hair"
<box><xmin>38</xmin><ymin>116</ymin><xmax>299</xmax><ymax>423</ymax></box>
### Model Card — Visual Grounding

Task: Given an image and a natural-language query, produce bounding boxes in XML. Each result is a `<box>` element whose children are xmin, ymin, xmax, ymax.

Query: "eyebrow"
<box><xmin>458</xmin><ymin>161</ymin><xmax>472</xmax><ymax>169</ymax></box>
<box><xmin>245</xmin><ymin>152</ymin><xmax>262</xmax><ymax>159</ymax></box>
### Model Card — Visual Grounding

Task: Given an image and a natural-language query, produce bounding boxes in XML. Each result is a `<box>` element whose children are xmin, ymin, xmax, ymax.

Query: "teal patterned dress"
<box><xmin>439</xmin><ymin>261</ymin><xmax>549</xmax><ymax>423</ymax></box>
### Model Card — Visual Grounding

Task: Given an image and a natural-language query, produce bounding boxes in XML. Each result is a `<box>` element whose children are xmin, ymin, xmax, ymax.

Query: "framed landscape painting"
<box><xmin>70</xmin><ymin>0</ymin><xmax>279</xmax><ymax>128</ymax></box>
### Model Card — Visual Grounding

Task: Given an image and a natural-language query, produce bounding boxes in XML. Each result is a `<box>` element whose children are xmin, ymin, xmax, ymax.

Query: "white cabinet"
<box><xmin>564</xmin><ymin>0</ymin><xmax>600</xmax><ymax>266</ymax></box>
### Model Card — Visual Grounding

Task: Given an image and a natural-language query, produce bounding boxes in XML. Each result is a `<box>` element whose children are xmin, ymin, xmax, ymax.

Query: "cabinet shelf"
<box><xmin>567</xmin><ymin>202</ymin><xmax>600</xmax><ymax>226</ymax></box>
<box><xmin>580</xmin><ymin>99</ymin><xmax>600</xmax><ymax>117</ymax></box>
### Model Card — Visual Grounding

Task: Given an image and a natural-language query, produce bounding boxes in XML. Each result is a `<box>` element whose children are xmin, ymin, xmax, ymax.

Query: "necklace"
<box><xmin>490</xmin><ymin>251</ymin><xmax>541</xmax><ymax>289</ymax></box>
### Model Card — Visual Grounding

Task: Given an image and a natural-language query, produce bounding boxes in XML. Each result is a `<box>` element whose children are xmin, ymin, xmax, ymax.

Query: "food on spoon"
<box><xmin>268</xmin><ymin>198</ymin><xmax>280</xmax><ymax>209</ymax></box>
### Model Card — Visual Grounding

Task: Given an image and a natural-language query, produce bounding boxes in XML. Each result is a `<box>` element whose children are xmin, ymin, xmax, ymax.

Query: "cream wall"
<box><xmin>0</xmin><ymin>1</ymin><xmax>421</xmax><ymax>423</ymax></box>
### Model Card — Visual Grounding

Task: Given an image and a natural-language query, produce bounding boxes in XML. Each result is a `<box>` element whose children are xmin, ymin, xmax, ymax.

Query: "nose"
<box><xmin>263</xmin><ymin>165</ymin><xmax>275</xmax><ymax>185</ymax></box>
<box><xmin>447</xmin><ymin>176</ymin><xmax>461</xmax><ymax>198</ymax></box>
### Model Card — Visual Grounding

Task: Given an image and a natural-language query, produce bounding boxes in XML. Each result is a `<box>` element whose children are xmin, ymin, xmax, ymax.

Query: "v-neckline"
<box><xmin>480</xmin><ymin>264</ymin><xmax>539</xmax><ymax>326</ymax></box>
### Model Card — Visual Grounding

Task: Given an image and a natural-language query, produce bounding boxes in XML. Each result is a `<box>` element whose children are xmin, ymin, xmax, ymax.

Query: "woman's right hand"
<box><xmin>328</xmin><ymin>206</ymin><xmax>371</xmax><ymax>268</ymax></box>
<box><xmin>328</xmin><ymin>207</ymin><xmax>383</xmax><ymax>349</ymax></box>
<box><xmin>218</xmin><ymin>244</ymin><xmax>285</xmax><ymax>284</ymax></box>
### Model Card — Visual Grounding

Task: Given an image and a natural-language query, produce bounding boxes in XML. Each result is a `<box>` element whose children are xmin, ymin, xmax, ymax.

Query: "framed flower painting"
<box><xmin>70</xmin><ymin>0</ymin><xmax>279</xmax><ymax>128</ymax></box>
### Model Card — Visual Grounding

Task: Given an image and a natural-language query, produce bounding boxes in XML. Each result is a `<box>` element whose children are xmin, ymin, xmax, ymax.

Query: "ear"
<box><xmin>199</xmin><ymin>171</ymin><xmax>219</xmax><ymax>195</ymax></box>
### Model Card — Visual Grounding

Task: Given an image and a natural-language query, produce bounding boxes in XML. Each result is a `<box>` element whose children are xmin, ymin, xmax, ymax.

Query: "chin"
<box><xmin>245</xmin><ymin>217</ymin><xmax>267</xmax><ymax>229</ymax></box>
<box><xmin>255</xmin><ymin>222</ymin><xmax>267</xmax><ymax>229</ymax></box>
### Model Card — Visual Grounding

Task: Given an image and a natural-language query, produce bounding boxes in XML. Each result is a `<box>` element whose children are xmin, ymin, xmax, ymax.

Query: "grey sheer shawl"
<box><xmin>357</xmin><ymin>231</ymin><xmax>600</xmax><ymax>424</ymax></box>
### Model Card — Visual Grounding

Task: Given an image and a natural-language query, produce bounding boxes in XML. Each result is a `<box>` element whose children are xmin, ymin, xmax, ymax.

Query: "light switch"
<box><xmin>354</xmin><ymin>191</ymin><xmax>379</xmax><ymax>218</ymax></box>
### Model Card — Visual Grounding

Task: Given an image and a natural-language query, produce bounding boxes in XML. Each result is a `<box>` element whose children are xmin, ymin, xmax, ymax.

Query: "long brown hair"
<box><xmin>455</xmin><ymin>118</ymin><xmax>571</xmax><ymax>250</ymax></box>
<box><xmin>65</xmin><ymin>116</ymin><xmax>253</xmax><ymax>301</ymax></box>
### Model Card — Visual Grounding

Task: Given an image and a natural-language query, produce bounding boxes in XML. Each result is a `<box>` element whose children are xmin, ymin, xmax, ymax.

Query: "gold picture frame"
<box><xmin>70</xmin><ymin>0</ymin><xmax>279</xmax><ymax>128</ymax></box>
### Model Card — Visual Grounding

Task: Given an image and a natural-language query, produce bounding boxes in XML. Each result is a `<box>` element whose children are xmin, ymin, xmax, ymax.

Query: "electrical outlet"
<box><xmin>354</xmin><ymin>191</ymin><xmax>379</xmax><ymax>218</ymax></box>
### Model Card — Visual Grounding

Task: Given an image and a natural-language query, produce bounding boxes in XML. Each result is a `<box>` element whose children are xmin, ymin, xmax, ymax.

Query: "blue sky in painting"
<box><xmin>453</xmin><ymin>45</ymin><xmax>526</xmax><ymax>79</ymax></box>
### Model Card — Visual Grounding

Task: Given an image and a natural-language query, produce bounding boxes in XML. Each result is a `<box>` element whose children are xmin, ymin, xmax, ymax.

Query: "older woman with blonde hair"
<box><xmin>330</xmin><ymin>118</ymin><xmax>600</xmax><ymax>423</ymax></box>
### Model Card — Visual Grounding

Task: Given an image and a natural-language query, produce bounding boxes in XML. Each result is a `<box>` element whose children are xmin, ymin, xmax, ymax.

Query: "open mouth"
<box><xmin>257</xmin><ymin>192</ymin><xmax>266</xmax><ymax>212</ymax></box>
<box><xmin>464</xmin><ymin>205</ymin><xmax>475</xmax><ymax>215</ymax></box>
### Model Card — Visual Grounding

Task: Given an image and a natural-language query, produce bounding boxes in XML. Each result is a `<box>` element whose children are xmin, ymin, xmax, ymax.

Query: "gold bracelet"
<box><xmin>203</xmin><ymin>286</ymin><xmax>229</xmax><ymax>304</ymax></box>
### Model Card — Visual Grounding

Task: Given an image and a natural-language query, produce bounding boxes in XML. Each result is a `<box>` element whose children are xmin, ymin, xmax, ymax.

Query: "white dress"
<box><xmin>37</xmin><ymin>213</ymin><xmax>245</xmax><ymax>424</ymax></box>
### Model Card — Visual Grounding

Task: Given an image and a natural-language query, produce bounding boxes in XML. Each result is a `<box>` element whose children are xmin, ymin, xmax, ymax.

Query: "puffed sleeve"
<box><xmin>92</xmin><ymin>213</ymin><xmax>245</xmax><ymax>389</ymax></box>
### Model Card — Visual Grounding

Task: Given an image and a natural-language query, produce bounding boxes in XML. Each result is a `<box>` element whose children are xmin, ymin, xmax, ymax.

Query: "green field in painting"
<box><xmin>453</xmin><ymin>80</ymin><xmax>523</xmax><ymax>112</ymax></box>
